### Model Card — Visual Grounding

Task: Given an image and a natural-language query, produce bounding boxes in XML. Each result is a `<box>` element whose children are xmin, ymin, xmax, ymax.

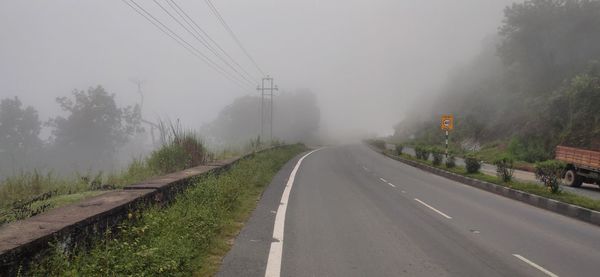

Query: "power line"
<box><xmin>167</xmin><ymin>0</ymin><xmax>261</xmax><ymax>82</ymax></box>
<box><xmin>204</xmin><ymin>0</ymin><xmax>266</xmax><ymax>77</ymax></box>
<box><xmin>121</xmin><ymin>0</ymin><xmax>254</xmax><ymax>91</ymax></box>
<box><xmin>152</xmin><ymin>0</ymin><xmax>256</xmax><ymax>88</ymax></box>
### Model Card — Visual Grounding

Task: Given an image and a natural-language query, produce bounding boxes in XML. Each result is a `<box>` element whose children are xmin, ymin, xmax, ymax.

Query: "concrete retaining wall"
<box><xmin>0</xmin><ymin>150</ymin><xmax>263</xmax><ymax>275</ymax></box>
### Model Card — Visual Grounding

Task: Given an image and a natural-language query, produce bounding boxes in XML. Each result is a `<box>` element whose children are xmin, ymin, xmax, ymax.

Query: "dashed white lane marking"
<box><xmin>401</xmin><ymin>190</ymin><xmax>407</xmax><ymax>193</ymax></box>
<box><xmin>265</xmin><ymin>148</ymin><xmax>323</xmax><ymax>277</ymax></box>
<box><xmin>362</xmin><ymin>166</ymin><xmax>370</xmax><ymax>171</ymax></box>
<box><xmin>379</xmin><ymin>177</ymin><xmax>388</xmax><ymax>183</ymax></box>
<box><xmin>513</xmin><ymin>254</ymin><xmax>559</xmax><ymax>277</ymax></box>
<box><xmin>414</xmin><ymin>198</ymin><xmax>452</xmax><ymax>219</ymax></box>
<box><xmin>387</xmin><ymin>182</ymin><xmax>396</xmax><ymax>188</ymax></box>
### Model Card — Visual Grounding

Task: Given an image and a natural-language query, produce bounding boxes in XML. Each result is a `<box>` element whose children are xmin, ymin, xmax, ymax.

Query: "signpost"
<box><xmin>441</xmin><ymin>114</ymin><xmax>454</xmax><ymax>157</ymax></box>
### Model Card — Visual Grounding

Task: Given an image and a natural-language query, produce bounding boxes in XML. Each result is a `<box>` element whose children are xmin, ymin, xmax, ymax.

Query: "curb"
<box><xmin>372</xmin><ymin>147</ymin><xmax>600</xmax><ymax>227</ymax></box>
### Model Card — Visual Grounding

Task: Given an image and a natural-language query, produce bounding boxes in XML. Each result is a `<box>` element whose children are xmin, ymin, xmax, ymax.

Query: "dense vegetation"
<box><xmin>394</xmin><ymin>0</ymin><xmax>600</xmax><ymax>162</ymax></box>
<box><xmin>0</xmin><ymin>124</ymin><xmax>209</xmax><ymax>225</ymax></box>
<box><xmin>30</xmin><ymin>145</ymin><xmax>306</xmax><ymax>276</ymax></box>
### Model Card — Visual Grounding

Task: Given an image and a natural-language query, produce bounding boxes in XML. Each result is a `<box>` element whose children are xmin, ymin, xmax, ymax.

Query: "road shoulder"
<box><xmin>216</xmin><ymin>151</ymin><xmax>306</xmax><ymax>277</ymax></box>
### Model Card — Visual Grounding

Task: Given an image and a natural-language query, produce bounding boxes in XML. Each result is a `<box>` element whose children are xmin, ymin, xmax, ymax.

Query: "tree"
<box><xmin>0</xmin><ymin>97</ymin><xmax>42</xmax><ymax>169</ymax></box>
<box><xmin>546</xmin><ymin>68</ymin><xmax>600</xmax><ymax>149</ymax></box>
<box><xmin>203</xmin><ymin>89</ymin><xmax>320</xmax><ymax>145</ymax></box>
<box><xmin>499</xmin><ymin>0</ymin><xmax>600</xmax><ymax>93</ymax></box>
<box><xmin>48</xmin><ymin>86</ymin><xmax>142</xmax><ymax>168</ymax></box>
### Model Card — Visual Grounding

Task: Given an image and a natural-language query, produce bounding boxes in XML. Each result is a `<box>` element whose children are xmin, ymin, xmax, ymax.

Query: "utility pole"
<box><xmin>129</xmin><ymin>79</ymin><xmax>158</xmax><ymax>147</ymax></box>
<box><xmin>256</xmin><ymin>76</ymin><xmax>278</xmax><ymax>142</ymax></box>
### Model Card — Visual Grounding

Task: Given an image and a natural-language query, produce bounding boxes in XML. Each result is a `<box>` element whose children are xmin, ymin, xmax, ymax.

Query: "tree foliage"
<box><xmin>0</xmin><ymin>97</ymin><xmax>42</xmax><ymax>153</ymax></box>
<box><xmin>48</xmin><ymin>86</ymin><xmax>142</xmax><ymax>166</ymax></box>
<box><xmin>395</xmin><ymin>0</ymin><xmax>600</xmax><ymax>161</ymax></box>
<box><xmin>0</xmin><ymin>97</ymin><xmax>43</xmax><ymax>172</ymax></box>
<box><xmin>204</xmin><ymin>89</ymin><xmax>320</xmax><ymax>145</ymax></box>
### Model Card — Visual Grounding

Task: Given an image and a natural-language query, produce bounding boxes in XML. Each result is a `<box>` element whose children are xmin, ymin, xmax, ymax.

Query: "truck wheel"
<box><xmin>564</xmin><ymin>170</ymin><xmax>583</xmax><ymax>187</ymax></box>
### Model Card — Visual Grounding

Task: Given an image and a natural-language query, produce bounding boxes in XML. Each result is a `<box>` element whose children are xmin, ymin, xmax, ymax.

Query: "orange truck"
<box><xmin>556</xmin><ymin>145</ymin><xmax>600</xmax><ymax>187</ymax></box>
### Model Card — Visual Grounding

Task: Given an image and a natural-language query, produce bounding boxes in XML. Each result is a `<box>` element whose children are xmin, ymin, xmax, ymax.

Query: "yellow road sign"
<box><xmin>441</xmin><ymin>114</ymin><xmax>454</xmax><ymax>131</ymax></box>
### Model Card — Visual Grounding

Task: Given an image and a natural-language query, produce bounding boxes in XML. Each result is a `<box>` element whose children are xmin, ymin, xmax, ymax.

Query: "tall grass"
<box><xmin>29</xmin><ymin>144</ymin><xmax>306</xmax><ymax>276</ymax></box>
<box><xmin>1</xmin><ymin>121</ymin><xmax>211</xmax><ymax>225</ymax></box>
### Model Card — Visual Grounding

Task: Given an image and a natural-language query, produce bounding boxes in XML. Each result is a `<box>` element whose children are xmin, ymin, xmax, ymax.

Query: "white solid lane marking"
<box><xmin>387</xmin><ymin>182</ymin><xmax>396</xmax><ymax>188</ymax></box>
<box><xmin>414</xmin><ymin>198</ymin><xmax>452</xmax><ymax>219</ymax></box>
<box><xmin>513</xmin><ymin>254</ymin><xmax>559</xmax><ymax>277</ymax></box>
<box><xmin>265</xmin><ymin>148</ymin><xmax>323</xmax><ymax>277</ymax></box>
<box><xmin>379</xmin><ymin>177</ymin><xmax>388</xmax><ymax>183</ymax></box>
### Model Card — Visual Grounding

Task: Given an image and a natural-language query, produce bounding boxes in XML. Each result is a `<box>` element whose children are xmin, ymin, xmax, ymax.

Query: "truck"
<box><xmin>556</xmin><ymin>145</ymin><xmax>600</xmax><ymax>187</ymax></box>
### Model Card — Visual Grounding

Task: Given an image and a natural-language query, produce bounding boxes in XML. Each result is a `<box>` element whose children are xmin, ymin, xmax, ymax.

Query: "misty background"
<box><xmin>0</xmin><ymin>0</ymin><xmax>516</xmax><ymax>176</ymax></box>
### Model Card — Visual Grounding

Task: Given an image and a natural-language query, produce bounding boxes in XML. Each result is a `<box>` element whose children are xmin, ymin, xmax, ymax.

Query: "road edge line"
<box><xmin>264</xmin><ymin>148</ymin><xmax>323</xmax><ymax>277</ymax></box>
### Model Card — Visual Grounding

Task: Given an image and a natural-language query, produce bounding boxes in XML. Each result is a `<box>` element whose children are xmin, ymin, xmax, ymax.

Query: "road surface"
<box><xmin>218</xmin><ymin>144</ymin><xmax>600</xmax><ymax>277</ymax></box>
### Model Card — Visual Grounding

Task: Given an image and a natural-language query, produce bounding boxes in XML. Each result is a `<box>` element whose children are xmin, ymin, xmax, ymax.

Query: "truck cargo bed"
<box><xmin>556</xmin><ymin>146</ymin><xmax>600</xmax><ymax>170</ymax></box>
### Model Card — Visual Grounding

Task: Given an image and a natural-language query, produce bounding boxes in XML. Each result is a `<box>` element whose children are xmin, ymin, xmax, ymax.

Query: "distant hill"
<box><xmin>394</xmin><ymin>0</ymin><xmax>600</xmax><ymax>161</ymax></box>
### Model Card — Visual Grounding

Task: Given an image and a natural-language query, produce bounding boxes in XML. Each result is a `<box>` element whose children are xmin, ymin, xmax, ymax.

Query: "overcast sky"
<box><xmin>0</xmin><ymin>0</ymin><xmax>515</xmax><ymax>139</ymax></box>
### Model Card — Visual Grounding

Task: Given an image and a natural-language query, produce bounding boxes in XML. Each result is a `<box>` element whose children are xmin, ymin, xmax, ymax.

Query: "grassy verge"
<box><xmin>384</xmin><ymin>150</ymin><xmax>600</xmax><ymax>212</ymax></box>
<box><xmin>29</xmin><ymin>144</ymin><xmax>306</xmax><ymax>276</ymax></box>
<box><xmin>1</xmin><ymin>131</ymin><xmax>210</xmax><ymax>225</ymax></box>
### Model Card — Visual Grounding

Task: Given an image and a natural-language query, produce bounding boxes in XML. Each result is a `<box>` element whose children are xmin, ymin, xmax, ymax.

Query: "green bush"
<box><xmin>535</xmin><ymin>160</ymin><xmax>565</xmax><ymax>194</ymax></box>
<box><xmin>465</xmin><ymin>154</ymin><xmax>481</xmax><ymax>173</ymax></box>
<box><xmin>395</xmin><ymin>144</ymin><xmax>404</xmax><ymax>155</ymax></box>
<box><xmin>493</xmin><ymin>155</ymin><xmax>515</xmax><ymax>183</ymax></box>
<box><xmin>507</xmin><ymin>136</ymin><xmax>551</xmax><ymax>163</ymax></box>
<box><xmin>415</xmin><ymin>146</ymin><xmax>431</xmax><ymax>160</ymax></box>
<box><xmin>431</xmin><ymin>148</ymin><xmax>443</xmax><ymax>166</ymax></box>
<box><xmin>445</xmin><ymin>155</ymin><xmax>456</xmax><ymax>168</ymax></box>
<box><xmin>147</xmin><ymin>133</ymin><xmax>207</xmax><ymax>175</ymax></box>
<box><xmin>368</xmin><ymin>139</ymin><xmax>386</xmax><ymax>150</ymax></box>
<box><xmin>147</xmin><ymin>144</ymin><xmax>190</xmax><ymax>174</ymax></box>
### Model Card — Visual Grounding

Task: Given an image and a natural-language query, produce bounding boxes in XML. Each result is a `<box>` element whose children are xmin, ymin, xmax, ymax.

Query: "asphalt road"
<box><xmin>218</xmin><ymin>144</ymin><xmax>600</xmax><ymax>277</ymax></box>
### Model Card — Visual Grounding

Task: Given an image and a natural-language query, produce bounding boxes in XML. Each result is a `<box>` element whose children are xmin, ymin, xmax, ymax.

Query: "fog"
<box><xmin>0</xmin><ymin>0</ymin><xmax>516</xmax><ymax>174</ymax></box>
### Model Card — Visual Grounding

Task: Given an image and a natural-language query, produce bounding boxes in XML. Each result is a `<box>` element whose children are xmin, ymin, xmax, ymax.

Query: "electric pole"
<box><xmin>129</xmin><ymin>79</ymin><xmax>158</xmax><ymax>147</ymax></box>
<box><xmin>256</xmin><ymin>76</ymin><xmax>278</xmax><ymax>142</ymax></box>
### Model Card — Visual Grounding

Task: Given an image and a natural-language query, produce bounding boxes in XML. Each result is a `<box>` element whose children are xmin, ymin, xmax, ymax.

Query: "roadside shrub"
<box><xmin>368</xmin><ymin>139</ymin><xmax>386</xmax><ymax>150</ymax></box>
<box><xmin>431</xmin><ymin>148</ymin><xmax>443</xmax><ymax>166</ymax></box>
<box><xmin>147</xmin><ymin>131</ymin><xmax>207</xmax><ymax>175</ymax></box>
<box><xmin>415</xmin><ymin>146</ymin><xmax>430</xmax><ymax>160</ymax></box>
<box><xmin>445</xmin><ymin>155</ymin><xmax>456</xmax><ymax>168</ymax></box>
<box><xmin>465</xmin><ymin>154</ymin><xmax>481</xmax><ymax>173</ymax></box>
<box><xmin>395</xmin><ymin>144</ymin><xmax>404</xmax><ymax>155</ymax></box>
<box><xmin>535</xmin><ymin>160</ymin><xmax>565</xmax><ymax>194</ymax></box>
<box><xmin>493</xmin><ymin>155</ymin><xmax>515</xmax><ymax>183</ymax></box>
<box><xmin>147</xmin><ymin>143</ymin><xmax>190</xmax><ymax>174</ymax></box>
